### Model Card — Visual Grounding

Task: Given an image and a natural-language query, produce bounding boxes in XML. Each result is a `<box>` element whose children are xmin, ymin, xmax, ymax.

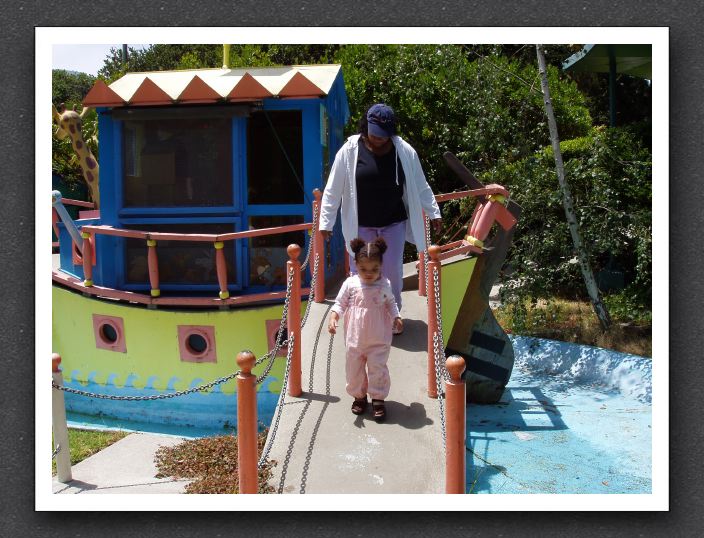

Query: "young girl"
<box><xmin>328</xmin><ymin>237</ymin><xmax>403</xmax><ymax>421</ymax></box>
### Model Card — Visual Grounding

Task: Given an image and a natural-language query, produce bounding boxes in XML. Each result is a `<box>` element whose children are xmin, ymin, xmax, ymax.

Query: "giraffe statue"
<box><xmin>52</xmin><ymin>102</ymin><xmax>100</xmax><ymax>208</ymax></box>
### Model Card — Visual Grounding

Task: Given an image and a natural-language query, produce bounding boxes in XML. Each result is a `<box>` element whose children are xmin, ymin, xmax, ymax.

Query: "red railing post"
<box><xmin>236</xmin><ymin>350</ymin><xmax>258</xmax><ymax>493</ymax></box>
<box><xmin>445</xmin><ymin>355</ymin><xmax>467</xmax><ymax>494</ymax></box>
<box><xmin>81</xmin><ymin>231</ymin><xmax>93</xmax><ymax>287</ymax></box>
<box><xmin>52</xmin><ymin>353</ymin><xmax>72</xmax><ymax>483</ymax></box>
<box><xmin>214</xmin><ymin>241</ymin><xmax>229</xmax><ymax>300</ymax></box>
<box><xmin>418</xmin><ymin>211</ymin><xmax>428</xmax><ymax>296</ymax></box>
<box><xmin>147</xmin><ymin>239</ymin><xmax>160</xmax><ymax>297</ymax></box>
<box><xmin>287</xmin><ymin>244</ymin><xmax>302</xmax><ymax>397</ymax></box>
<box><xmin>426</xmin><ymin>245</ymin><xmax>441</xmax><ymax>398</ymax></box>
<box><xmin>312</xmin><ymin>189</ymin><xmax>325</xmax><ymax>303</ymax></box>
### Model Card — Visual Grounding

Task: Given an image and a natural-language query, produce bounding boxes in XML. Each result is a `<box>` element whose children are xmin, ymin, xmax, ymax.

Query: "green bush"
<box><xmin>491</xmin><ymin>123</ymin><xmax>652</xmax><ymax>322</ymax></box>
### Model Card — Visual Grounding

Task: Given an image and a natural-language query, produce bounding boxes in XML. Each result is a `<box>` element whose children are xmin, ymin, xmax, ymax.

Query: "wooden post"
<box><xmin>287</xmin><ymin>244</ymin><xmax>302</xmax><ymax>397</ymax></box>
<box><xmin>445</xmin><ymin>355</ymin><xmax>467</xmax><ymax>494</ymax></box>
<box><xmin>426</xmin><ymin>245</ymin><xmax>441</xmax><ymax>398</ymax></box>
<box><xmin>81</xmin><ymin>231</ymin><xmax>93</xmax><ymax>287</ymax></box>
<box><xmin>214</xmin><ymin>241</ymin><xmax>229</xmax><ymax>300</ymax></box>
<box><xmin>147</xmin><ymin>239</ymin><xmax>160</xmax><ymax>297</ymax></box>
<box><xmin>418</xmin><ymin>211</ymin><xmax>428</xmax><ymax>296</ymax></box>
<box><xmin>312</xmin><ymin>189</ymin><xmax>325</xmax><ymax>303</ymax></box>
<box><xmin>236</xmin><ymin>350</ymin><xmax>258</xmax><ymax>494</ymax></box>
<box><xmin>52</xmin><ymin>353</ymin><xmax>72</xmax><ymax>483</ymax></box>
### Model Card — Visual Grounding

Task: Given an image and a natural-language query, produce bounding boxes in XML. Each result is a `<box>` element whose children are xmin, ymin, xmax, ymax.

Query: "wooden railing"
<box><xmin>53</xmin><ymin>190</ymin><xmax>326</xmax><ymax>308</ymax></box>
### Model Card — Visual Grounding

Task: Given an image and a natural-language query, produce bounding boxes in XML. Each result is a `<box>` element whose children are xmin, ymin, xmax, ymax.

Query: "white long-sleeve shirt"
<box><xmin>319</xmin><ymin>134</ymin><xmax>441</xmax><ymax>256</ymax></box>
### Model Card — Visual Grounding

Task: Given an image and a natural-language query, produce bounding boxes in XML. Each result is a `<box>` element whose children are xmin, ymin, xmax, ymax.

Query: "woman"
<box><xmin>319</xmin><ymin>103</ymin><xmax>442</xmax><ymax>331</ymax></box>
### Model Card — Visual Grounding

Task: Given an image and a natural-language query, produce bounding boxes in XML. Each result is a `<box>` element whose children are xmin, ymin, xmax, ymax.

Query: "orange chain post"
<box><xmin>236</xmin><ymin>350</ymin><xmax>258</xmax><ymax>493</ymax></box>
<box><xmin>287</xmin><ymin>244</ymin><xmax>302</xmax><ymax>397</ymax></box>
<box><xmin>445</xmin><ymin>355</ymin><xmax>467</xmax><ymax>494</ymax></box>
<box><xmin>426</xmin><ymin>245</ymin><xmax>441</xmax><ymax>398</ymax></box>
<box><xmin>312</xmin><ymin>189</ymin><xmax>325</xmax><ymax>303</ymax></box>
<box><xmin>52</xmin><ymin>353</ymin><xmax>72</xmax><ymax>483</ymax></box>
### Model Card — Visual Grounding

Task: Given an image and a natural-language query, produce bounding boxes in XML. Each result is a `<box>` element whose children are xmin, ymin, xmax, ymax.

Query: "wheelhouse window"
<box><xmin>249</xmin><ymin>216</ymin><xmax>305</xmax><ymax>288</ymax></box>
<box><xmin>122</xmin><ymin>117</ymin><xmax>232</xmax><ymax>207</ymax></box>
<box><xmin>247</xmin><ymin>111</ymin><xmax>304</xmax><ymax>205</ymax></box>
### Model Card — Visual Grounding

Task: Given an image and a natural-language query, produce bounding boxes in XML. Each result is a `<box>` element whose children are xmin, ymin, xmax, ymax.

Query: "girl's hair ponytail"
<box><xmin>350</xmin><ymin>237</ymin><xmax>387</xmax><ymax>264</ymax></box>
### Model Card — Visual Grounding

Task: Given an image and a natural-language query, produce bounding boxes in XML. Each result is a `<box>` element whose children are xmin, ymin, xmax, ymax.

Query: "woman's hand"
<box><xmin>328</xmin><ymin>312</ymin><xmax>339</xmax><ymax>334</ymax></box>
<box><xmin>392</xmin><ymin>317</ymin><xmax>403</xmax><ymax>334</ymax></box>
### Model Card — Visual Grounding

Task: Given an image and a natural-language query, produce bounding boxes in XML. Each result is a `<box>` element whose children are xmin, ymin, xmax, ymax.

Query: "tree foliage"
<box><xmin>54</xmin><ymin>44</ymin><xmax>651</xmax><ymax>322</ymax></box>
<box><xmin>488</xmin><ymin>123</ymin><xmax>652</xmax><ymax>320</ymax></box>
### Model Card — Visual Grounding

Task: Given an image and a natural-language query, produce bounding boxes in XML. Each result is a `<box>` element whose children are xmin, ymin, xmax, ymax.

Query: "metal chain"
<box><xmin>52</xmin><ymin>368</ymin><xmax>241</xmax><ymax>400</ymax></box>
<box><xmin>256</xmin><ymin>265</ymin><xmax>294</xmax><ymax>384</ymax></box>
<box><xmin>432</xmin><ymin>265</ymin><xmax>450</xmax><ymax>448</ymax></box>
<box><xmin>52</xmin><ymin>444</ymin><xmax>61</xmax><ymax>460</ymax></box>
<box><xmin>300</xmin><ymin>202</ymin><xmax>319</xmax><ymax>271</ymax></box>
<box><xmin>300</xmin><ymin>331</ymin><xmax>334</xmax><ymax>494</ymax></box>
<box><xmin>433</xmin><ymin>266</ymin><xmax>451</xmax><ymax>382</ymax></box>
<box><xmin>300</xmin><ymin>252</ymin><xmax>320</xmax><ymax>330</ymax></box>
<box><xmin>424</xmin><ymin>214</ymin><xmax>432</xmax><ymax>302</ymax></box>
<box><xmin>258</xmin><ymin>333</ymin><xmax>295</xmax><ymax>469</ymax></box>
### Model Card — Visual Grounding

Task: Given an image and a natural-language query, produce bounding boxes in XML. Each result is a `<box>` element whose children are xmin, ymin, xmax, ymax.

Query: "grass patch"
<box><xmin>52</xmin><ymin>428</ymin><xmax>129</xmax><ymax>475</ymax></box>
<box><xmin>154</xmin><ymin>430</ymin><xmax>275</xmax><ymax>494</ymax></box>
<box><xmin>495</xmin><ymin>298</ymin><xmax>652</xmax><ymax>357</ymax></box>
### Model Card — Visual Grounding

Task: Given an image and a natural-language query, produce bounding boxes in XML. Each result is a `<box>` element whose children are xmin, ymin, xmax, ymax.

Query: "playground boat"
<box><xmin>51</xmin><ymin>62</ymin><xmax>519</xmax><ymax>434</ymax></box>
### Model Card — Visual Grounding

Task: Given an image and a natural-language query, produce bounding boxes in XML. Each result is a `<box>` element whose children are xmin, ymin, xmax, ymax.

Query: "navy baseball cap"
<box><xmin>367</xmin><ymin>103</ymin><xmax>397</xmax><ymax>138</ymax></box>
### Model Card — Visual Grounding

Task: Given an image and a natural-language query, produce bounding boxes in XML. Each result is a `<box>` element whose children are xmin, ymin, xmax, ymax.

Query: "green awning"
<box><xmin>562</xmin><ymin>44</ymin><xmax>651</xmax><ymax>79</ymax></box>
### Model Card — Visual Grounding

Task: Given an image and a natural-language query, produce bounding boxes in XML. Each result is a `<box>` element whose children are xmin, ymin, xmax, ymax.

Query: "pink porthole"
<box><xmin>92</xmin><ymin>315</ymin><xmax>126</xmax><ymax>353</ymax></box>
<box><xmin>178</xmin><ymin>325</ymin><xmax>217</xmax><ymax>363</ymax></box>
<box><xmin>265</xmin><ymin>319</ymin><xmax>288</xmax><ymax>358</ymax></box>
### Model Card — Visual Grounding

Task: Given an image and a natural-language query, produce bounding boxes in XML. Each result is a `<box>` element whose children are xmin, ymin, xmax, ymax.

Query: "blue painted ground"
<box><xmin>65</xmin><ymin>336</ymin><xmax>652</xmax><ymax>493</ymax></box>
<box><xmin>466</xmin><ymin>336</ymin><xmax>652</xmax><ymax>494</ymax></box>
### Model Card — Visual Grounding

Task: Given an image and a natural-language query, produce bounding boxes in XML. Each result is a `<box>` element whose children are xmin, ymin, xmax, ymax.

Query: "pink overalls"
<box><xmin>331</xmin><ymin>275</ymin><xmax>400</xmax><ymax>400</ymax></box>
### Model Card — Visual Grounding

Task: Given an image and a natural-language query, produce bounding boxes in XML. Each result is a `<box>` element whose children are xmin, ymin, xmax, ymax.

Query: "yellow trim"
<box><xmin>488</xmin><ymin>194</ymin><xmax>506</xmax><ymax>204</ymax></box>
<box><xmin>81</xmin><ymin>231</ymin><xmax>91</xmax><ymax>239</ymax></box>
<box><xmin>464</xmin><ymin>235</ymin><xmax>484</xmax><ymax>248</ymax></box>
<box><xmin>83</xmin><ymin>279</ymin><xmax>93</xmax><ymax>287</ymax></box>
<box><xmin>150</xmin><ymin>289</ymin><xmax>161</xmax><ymax>297</ymax></box>
<box><xmin>219</xmin><ymin>290</ymin><xmax>230</xmax><ymax>299</ymax></box>
<box><xmin>214</xmin><ymin>241</ymin><xmax>224</xmax><ymax>250</ymax></box>
<box><xmin>147</xmin><ymin>239</ymin><xmax>157</xmax><ymax>247</ymax></box>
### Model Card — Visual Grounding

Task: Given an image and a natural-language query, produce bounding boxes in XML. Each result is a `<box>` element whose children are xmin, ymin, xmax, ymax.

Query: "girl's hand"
<box><xmin>392</xmin><ymin>317</ymin><xmax>403</xmax><ymax>334</ymax></box>
<box><xmin>328</xmin><ymin>313</ymin><xmax>339</xmax><ymax>334</ymax></box>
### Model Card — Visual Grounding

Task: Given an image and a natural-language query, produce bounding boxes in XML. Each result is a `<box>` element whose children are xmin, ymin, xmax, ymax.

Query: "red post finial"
<box><xmin>52</xmin><ymin>353</ymin><xmax>62</xmax><ymax>372</ymax></box>
<box><xmin>287</xmin><ymin>243</ymin><xmax>301</xmax><ymax>261</ymax></box>
<box><xmin>446</xmin><ymin>355</ymin><xmax>466</xmax><ymax>382</ymax></box>
<box><xmin>428</xmin><ymin>244</ymin><xmax>441</xmax><ymax>262</ymax></box>
<box><xmin>236</xmin><ymin>350</ymin><xmax>256</xmax><ymax>374</ymax></box>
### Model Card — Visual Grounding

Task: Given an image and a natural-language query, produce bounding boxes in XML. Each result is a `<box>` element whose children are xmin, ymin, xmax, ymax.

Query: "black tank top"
<box><xmin>355</xmin><ymin>139</ymin><xmax>407</xmax><ymax>227</ymax></box>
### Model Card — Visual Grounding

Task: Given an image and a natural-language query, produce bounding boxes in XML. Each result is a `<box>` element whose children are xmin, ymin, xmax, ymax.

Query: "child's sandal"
<box><xmin>371</xmin><ymin>399</ymin><xmax>386</xmax><ymax>422</ymax></box>
<box><xmin>351</xmin><ymin>397</ymin><xmax>367</xmax><ymax>415</ymax></box>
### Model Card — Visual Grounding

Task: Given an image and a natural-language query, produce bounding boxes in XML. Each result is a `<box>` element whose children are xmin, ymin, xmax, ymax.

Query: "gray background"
<box><xmin>1</xmin><ymin>0</ymin><xmax>698</xmax><ymax>534</ymax></box>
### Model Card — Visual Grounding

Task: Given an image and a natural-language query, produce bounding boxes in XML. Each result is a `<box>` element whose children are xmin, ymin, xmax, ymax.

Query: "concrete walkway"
<box><xmin>264</xmin><ymin>285</ymin><xmax>445</xmax><ymax>494</ymax></box>
<box><xmin>52</xmin><ymin>433</ymin><xmax>191</xmax><ymax>494</ymax></box>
